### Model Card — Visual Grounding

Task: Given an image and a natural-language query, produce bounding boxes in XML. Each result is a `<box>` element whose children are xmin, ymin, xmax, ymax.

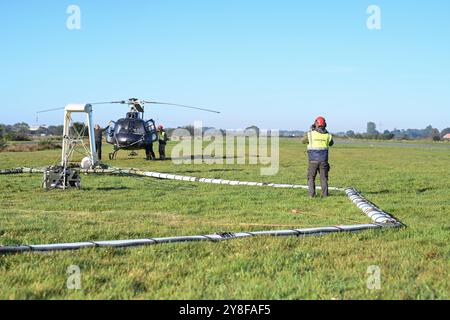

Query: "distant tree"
<box><xmin>382</xmin><ymin>131</ymin><xmax>395</xmax><ymax>140</ymax></box>
<box><xmin>390</xmin><ymin>128</ymin><xmax>401</xmax><ymax>138</ymax></box>
<box><xmin>346</xmin><ymin>130</ymin><xmax>355</xmax><ymax>138</ymax></box>
<box><xmin>0</xmin><ymin>139</ymin><xmax>6</xmax><ymax>151</ymax></box>
<box><xmin>423</xmin><ymin>125</ymin><xmax>434</xmax><ymax>138</ymax></box>
<box><xmin>71</xmin><ymin>122</ymin><xmax>89</xmax><ymax>137</ymax></box>
<box><xmin>431</xmin><ymin>128</ymin><xmax>441</xmax><ymax>141</ymax></box>
<box><xmin>245</xmin><ymin>125</ymin><xmax>260</xmax><ymax>136</ymax></box>
<box><xmin>0</xmin><ymin>124</ymin><xmax>5</xmax><ymax>151</ymax></box>
<box><xmin>399</xmin><ymin>134</ymin><xmax>410</xmax><ymax>140</ymax></box>
<box><xmin>2</xmin><ymin>125</ymin><xmax>11</xmax><ymax>135</ymax></box>
<box><xmin>0</xmin><ymin>123</ymin><xmax>30</xmax><ymax>141</ymax></box>
<box><xmin>5</xmin><ymin>132</ymin><xmax>31</xmax><ymax>141</ymax></box>
<box><xmin>366</xmin><ymin>122</ymin><xmax>378</xmax><ymax>135</ymax></box>
<box><xmin>47</xmin><ymin>125</ymin><xmax>64</xmax><ymax>136</ymax></box>
<box><xmin>12</xmin><ymin>122</ymin><xmax>30</xmax><ymax>134</ymax></box>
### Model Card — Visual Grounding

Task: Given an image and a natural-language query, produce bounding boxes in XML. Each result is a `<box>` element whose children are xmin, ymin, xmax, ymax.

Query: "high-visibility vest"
<box><xmin>158</xmin><ymin>131</ymin><xmax>167</xmax><ymax>142</ymax></box>
<box><xmin>308</xmin><ymin>130</ymin><xmax>332</xmax><ymax>150</ymax></box>
<box><xmin>307</xmin><ymin>130</ymin><xmax>333</xmax><ymax>161</ymax></box>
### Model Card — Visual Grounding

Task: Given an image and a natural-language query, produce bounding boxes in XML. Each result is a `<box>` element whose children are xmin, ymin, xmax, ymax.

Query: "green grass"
<box><xmin>0</xmin><ymin>139</ymin><xmax>448</xmax><ymax>299</ymax></box>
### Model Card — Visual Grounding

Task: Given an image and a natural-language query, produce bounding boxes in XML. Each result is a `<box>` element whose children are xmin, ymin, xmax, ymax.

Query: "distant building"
<box><xmin>29</xmin><ymin>125</ymin><xmax>49</xmax><ymax>135</ymax></box>
<box><xmin>279</xmin><ymin>130</ymin><xmax>305</xmax><ymax>137</ymax></box>
<box><xmin>29</xmin><ymin>126</ymin><xmax>41</xmax><ymax>132</ymax></box>
<box><xmin>443</xmin><ymin>133</ymin><xmax>450</xmax><ymax>141</ymax></box>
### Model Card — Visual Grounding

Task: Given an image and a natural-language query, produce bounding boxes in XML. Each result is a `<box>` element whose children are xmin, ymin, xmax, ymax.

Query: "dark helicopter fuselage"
<box><xmin>106</xmin><ymin>112</ymin><xmax>158</xmax><ymax>151</ymax></box>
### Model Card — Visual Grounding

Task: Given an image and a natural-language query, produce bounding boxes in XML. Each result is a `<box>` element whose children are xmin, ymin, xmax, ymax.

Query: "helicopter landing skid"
<box><xmin>109</xmin><ymin>149</ymin><xmax>119</xmax><ymax>160</ymax></box>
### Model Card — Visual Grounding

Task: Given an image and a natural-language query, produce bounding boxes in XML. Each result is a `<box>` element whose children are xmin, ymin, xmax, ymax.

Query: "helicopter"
<box><xmin>98</xmin><ymin>98</ymin><xmax>220</xmax><ymax>160</ymax></box>
<box><xmin>36</xmin><ymin>98</ymin><xmax>220</xmax><ymax>161</ymax></box>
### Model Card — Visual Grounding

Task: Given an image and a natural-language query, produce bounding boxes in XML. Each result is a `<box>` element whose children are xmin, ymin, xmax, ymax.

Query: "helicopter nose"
<box><xmin>117</xmin><ymin>134</ymin><xmax>131</xmax><ymax>146</ymax></box>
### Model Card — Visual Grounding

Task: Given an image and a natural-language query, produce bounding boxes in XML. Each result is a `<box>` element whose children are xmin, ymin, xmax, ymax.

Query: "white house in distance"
<box><xmin>443</xmin><ymin>133</ymin><xmax>450</xmax><ymax>141</ymax></box>
<box><xmin>29</xmin><ymin>125</ymin><xmax>49</xmax><ymax>135</ymax></box>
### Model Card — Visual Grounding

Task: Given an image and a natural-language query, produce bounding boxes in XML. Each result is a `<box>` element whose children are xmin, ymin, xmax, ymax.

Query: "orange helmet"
<box><xmin>315</xmin><ymin>117</ymin><xmax>327</xmax><ymax>127</ymax></box>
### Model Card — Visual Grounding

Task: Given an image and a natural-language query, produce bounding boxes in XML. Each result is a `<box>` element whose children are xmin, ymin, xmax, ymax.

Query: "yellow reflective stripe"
<box><xmin>309</xmin><ymin>131</ymin><xmax>329</xmax><ymax>149</ymax></box>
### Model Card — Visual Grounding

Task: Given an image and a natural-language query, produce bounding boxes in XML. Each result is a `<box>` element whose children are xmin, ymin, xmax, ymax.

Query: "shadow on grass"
<box><xmin>416</xmin><ymin>187</ymin><xmax>436</xmax><ymax>194</ymax></box>
<box><xmin>94</xmin><ymin>186</ymin><xmax>130</xmax><ymax>191</ymax></box>
<box><xmin>365</xmin><ymin>189</ymin><xmax>391</xmax><ymax>195</ymax></box>
<box><xmin>176</xmin><ymin>168</ymin><xmax>245</xmax><ymax>174</ymax></box>
<box><xmin>167</xmin><ymin>155</ymin><xmax>244</xmax><ymax>161</ymax></box>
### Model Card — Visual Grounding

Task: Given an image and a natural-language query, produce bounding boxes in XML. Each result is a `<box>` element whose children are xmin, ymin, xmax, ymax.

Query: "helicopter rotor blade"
<box><xmin>90</xmin><ymin>101</ymin><xmax>127</xmax><ymax>105</ymax></box>
<box><xmin>34</xmin><ymin>100</ymin><xmax>128</xmax><ymax>122</ymax></box>
<box><xmin>36</xmin><ymin>107</ymin><xmax>65</xmax><ymax>114</ymax></box>
<box><xmin>35</xmin><ymin>107</ymin><xmax>65</xmax><ymax>124</ymax></box>
<box><xmin>143</xmin><ymin>101</ymin><xmax>221</xmax><ymax>114</ymax></box>
<box><xmin>36</xmin><ymin>101</ymin><xmax>126</xmax><ymax>113</ymax></box>
<box><xmin>34</xmin><ymin>99</ymin><xmax>220</xmax><ymax>123</ymax></box>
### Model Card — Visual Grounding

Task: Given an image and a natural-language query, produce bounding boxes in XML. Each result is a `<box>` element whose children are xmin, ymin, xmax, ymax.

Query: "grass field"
<box><xmin>0</xmin><ymin>138</ymin><xmax>448</xmax><ymax>299</ymax></box>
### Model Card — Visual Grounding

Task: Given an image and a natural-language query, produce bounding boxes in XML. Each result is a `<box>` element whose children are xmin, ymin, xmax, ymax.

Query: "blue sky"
<box><xmin>0</xmin><ymin>0</ymin><xmax>449</xmax><ymax>132</ymax></box>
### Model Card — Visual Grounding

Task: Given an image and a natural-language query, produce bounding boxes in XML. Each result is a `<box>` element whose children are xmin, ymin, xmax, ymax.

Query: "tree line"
<box><xmin>0</xmin><ymin>122</ymin><xmax>64</xmax><ymax>141</ymax></box>
<box><xmin>343</xmin><ymin>122</ymin><xmax>450</xmax><ymax>141</ymax></box>
<box><xmin>1</xmin><ymin>122</ymin><xmax>449</xmax><ymax>146</ymax></box>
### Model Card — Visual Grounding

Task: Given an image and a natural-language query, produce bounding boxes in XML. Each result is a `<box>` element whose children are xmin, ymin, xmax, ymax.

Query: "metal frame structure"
<box><xmin>61</xmin><ymin>104</ymin><xmax>97</xmax><ymax>168</ymax></box>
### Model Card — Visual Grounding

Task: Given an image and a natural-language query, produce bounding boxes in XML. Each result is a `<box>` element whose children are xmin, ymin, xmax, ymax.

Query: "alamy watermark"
<box><xmin>66</xmin><ymin>5</ymin><xmax>81</xmax><ymax>30</ymax></box>
<box><xmin>367</xmin><ymin>5</ymin><xmax>382</xmax><ymax>30</ymax></box>
<box><xmin>170</xmin><ymin>122</ymin><xmax>279</xmax><ymax>176</ymax></box>
<box><xmin>67</xmin><ymin>265</ymin><xmax>81</xmax><ymax>290</ymax></box>
<box><xmin>367</xmin><ymin>265</ymin><xmax>381</xmax><ymax>290</ymax></box>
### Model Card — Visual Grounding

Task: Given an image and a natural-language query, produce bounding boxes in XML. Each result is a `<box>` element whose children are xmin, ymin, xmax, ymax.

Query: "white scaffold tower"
<box><xmin>61</xmin><ymin>104</ymin><xmax>97</xmax><ymax>168</ymax></box>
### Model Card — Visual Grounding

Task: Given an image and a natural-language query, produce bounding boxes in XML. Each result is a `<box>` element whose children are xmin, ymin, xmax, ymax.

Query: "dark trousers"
<box><xmin>95</xmin><ymin>141</ymin><xmax>102</xmax><ymax>161</ymax></box>
<box><xmin>159</xmin><ymin>142</ymin><xmax>166</xmax><ymax>160</ymax></box>
<box><xmin>146</xmin><ymin>143</ymin><xmax>156</xmax><ymax>160</ymax></box>
<box><xmin>307</xmin><ymin>161</ymin><xmax>330</xmax><ymax>197</ymax></box>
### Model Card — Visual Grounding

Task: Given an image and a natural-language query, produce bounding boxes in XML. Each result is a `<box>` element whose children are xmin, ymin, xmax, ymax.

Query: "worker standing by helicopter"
<box><xmin>157</xmin><ymin>125</ymin><xmax>169</xmax><ymax>160</ymax></box>
<box><xmin>145</xmin><ymin>141</ymin><xmax>156</xmax><ymax>161</ymax></box>
<box><xmin>305</xmin><ymin>116</ymin><xmax>334</xmax><ymax>198</ymax></box>
<box><xmin>94</xmin><ymin>124</ymin><xmax>109</xmax><ymax>161</ymax></box>
<box><xmin>35</xmin><ymin>98</ymin><xmax>220</xmax><ymax>161</ymax></box>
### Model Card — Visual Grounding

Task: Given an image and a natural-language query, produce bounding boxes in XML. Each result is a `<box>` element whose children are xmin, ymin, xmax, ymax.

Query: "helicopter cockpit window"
<box><xmin>116</xmin><ymin>121</ymin><xmax>129</xmax><ymax>134</ymax></box>
<box><xmin>146</xmin><ymin>121</ymin><xmax>156</xmax><ymax>132</ymax></box>
<box><xmin>130</xmin><ymin>121</ymin><xmax>146</xmax><ymax>135</ymax></box>
<box><xmin>115</xmin><ymin>120</ymin><xmax>146</xmax><ymax>135</ymax></box>
<box><xmin>107</xmin><ymin>122</ymin><xmax>115</xmax><ymax>137</ymax></box>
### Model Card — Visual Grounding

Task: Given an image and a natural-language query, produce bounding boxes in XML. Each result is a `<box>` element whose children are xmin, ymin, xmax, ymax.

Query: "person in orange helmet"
<box><xmin>306</xmin><ymin>116</ymin><xmax>334</xmax><ymax>197</ymax></box>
